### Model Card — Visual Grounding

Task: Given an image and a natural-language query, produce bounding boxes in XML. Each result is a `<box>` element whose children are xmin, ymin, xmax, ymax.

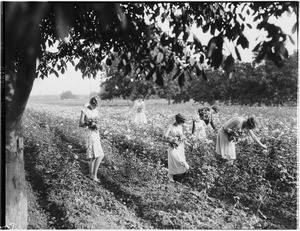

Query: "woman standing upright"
<box><xmin>198</xmin><ymin>107</ymin><xmax>217</xmax><ymax>131</ymax></box>
<box><xmin>79</xmin><ymin>96</ymin><xmax>105</xmax><ymax>182</ymax></box>
<box><xmin>133</xmin><ymin>94</ymin><xmax>147</xmax><ymax>124</ymax></box>
<box><xmin>163</xmin><ymin>113</ymin><xmax>189</xmax><ymax>182</ymax></box>
<box><xmin>192</xmin><ymin>109</ymin><xmax>207</xmax><ymax>141</ymax></box>
<box><xmin>216</xmin><ymin>116</ymin><xmax>267</xmax><ymax>164</ymax></box>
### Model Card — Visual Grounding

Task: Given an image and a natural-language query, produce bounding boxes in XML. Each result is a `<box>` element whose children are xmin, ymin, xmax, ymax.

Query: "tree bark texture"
<box><xmin>5</xmin><ymin>130</ymin><xmax>27</xmax><ymax>229</ymax></box>
<box><xmin>5</xmin><ymin>45</ymin><xmax>37</xmax><ymax>229</ymax></box>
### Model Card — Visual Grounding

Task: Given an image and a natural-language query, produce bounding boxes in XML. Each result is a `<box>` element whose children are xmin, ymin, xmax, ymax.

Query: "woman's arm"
<box><xmin>79</xmin><ymin>111</ymin><xmax>86</xmax><ymax>127</ymax></box>
<box><xmin>163</xmin><ymin>125</ymin><xmax>171</xmax><ymax>142</ymax></box>
<box><xmin>210</xmin><ymin>118</ymin><xmax>216</xmax><ymax>130</ymax></box>
<box><xmin>248</xmin><ymin>129</ymin><xmax>267</xmax><ymax>149</ymax></box>
<box><xmin>192</xmin><ymin>120</ymin><xmax>196</xmax><ymax>134</ymax></box>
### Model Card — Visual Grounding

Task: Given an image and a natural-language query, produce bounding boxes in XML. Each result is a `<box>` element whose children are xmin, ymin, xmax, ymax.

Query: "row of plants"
<box><xmin>24</xmin><ymin>101</ymin><xmax>297</xmax><ymax>228</ymax></box>
<box><xmin>23</xmin><ymin>106</ymin><xmax>268</xmax><ymax>229</ymax></box>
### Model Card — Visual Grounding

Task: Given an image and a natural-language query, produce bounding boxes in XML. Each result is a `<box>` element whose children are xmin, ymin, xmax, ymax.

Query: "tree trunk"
<box><xmin>5</xmin><ymin>128</ymin><xmax>27</xmax><ymax>229</ymax></box>
<box><xmin>5</xmin><ymin>50</ymin><xmax>37</xmax><ymax>229</ymax></box>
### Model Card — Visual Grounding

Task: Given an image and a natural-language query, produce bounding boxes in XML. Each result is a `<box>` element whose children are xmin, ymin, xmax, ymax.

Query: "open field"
<box><xmin>23</xmin><ymin>97</ymin><xmax>297</xmax><ymax>229</ymax></box>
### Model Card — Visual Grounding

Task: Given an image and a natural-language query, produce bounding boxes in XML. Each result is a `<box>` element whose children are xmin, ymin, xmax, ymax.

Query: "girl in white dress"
<box><xmin>133</xmin><ymin>95</ymin><xmax>147</xmax><ymax>124</ymax></box>
<box><xmin>163</xmin><ymin>113</ymin><xmax>189</xmax><ymax>182</ymax></box>
<box><xmin>192</xmin><ymin>112</ymin><xmax>207</xmax><ymax>141</ymax></box>
<box><xmin>216</xmin><ymin>116</ymin><xmax>267</xmax><ymax>164</ymax></box>
<box><xmin>79</xmin><ymin>97</ymin><xmax>104</xmax><ymax>182</ymax></box>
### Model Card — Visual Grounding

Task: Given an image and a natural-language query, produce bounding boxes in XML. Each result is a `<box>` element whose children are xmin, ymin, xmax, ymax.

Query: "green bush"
<box><xmin>60</xmin><ymin>91</ymin><xmax>77</xmax><ymax>100</ymax></box>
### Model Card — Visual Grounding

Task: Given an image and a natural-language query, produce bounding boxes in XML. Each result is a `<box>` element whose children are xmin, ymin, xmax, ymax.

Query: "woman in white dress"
<box><xmin>79</xmin><ymin>97</ymin><xmax>105</xmax><ymax>182</ymax></box>
<box><xmin>163</xmin><ymin>113</ymin><xmax>189</xmax><ymax>182</ymax></box>
<box><xmin>133</xmin><ymin>95</ymin><xmax>147</xmax><ymax>124</ymax></box>
<box><xmin>192</xmin><ymin>110</ymin><xmax>207</xmax><ymax>141</ymax></box>
<box><xmin>216</xmin><ymin>116</ymin><xmax>267</xmax><ymax>164</ymax></box>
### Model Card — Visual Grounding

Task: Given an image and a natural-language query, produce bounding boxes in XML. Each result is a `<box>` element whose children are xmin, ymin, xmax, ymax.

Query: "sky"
<box><xmin>31</xmin><ymin>63</ymin><xmax>105</xmax><ymax>96</ymax></box>
<box><xmin>30</xmin><ymin>5</ymin><xmax>298</xmax><ymax>96</ymax></box>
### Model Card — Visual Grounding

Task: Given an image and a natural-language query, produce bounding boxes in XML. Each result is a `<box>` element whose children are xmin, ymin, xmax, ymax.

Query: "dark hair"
<box><xmin>247</xmin><ymin>117</ymin><xmax>258</xmax><ymax>129</ymax></box>
<box><xmin>198</xmin><ymin>108</ymin><xmax>205</xmax><ymax>116</ymax></box>
<box><xmin>175</xmin><ymin>113</ymin><xmax>185</xmax><ymax>124</ymax></box>
<box><xmin>212</xmin><ymin>105</ymin><xmax>220</xmax><ymax>113</ymax></box>
<box><xmin>89</xmin><ymin>97</ymin><xmax>98</xmax><ymax>106</ymax></box>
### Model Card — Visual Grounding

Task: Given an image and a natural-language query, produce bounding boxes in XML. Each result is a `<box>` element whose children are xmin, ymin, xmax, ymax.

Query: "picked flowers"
<box><xmin>226</xmin><ymin>128</ymin><xmax>243</xmax><ymax>142</ymax></box>
<box><xmin>85</xmin><ymin>118</ymin><xmax>99</xmax><ymax>130</ymax></box>
<box><xmin>137</xmin><ymin>106</ymin><xmax>143</xmax><ymax>113</ymax></box>
<box><xmin>168</xmin><ymin>134</ymin><xmax>184</xmax><ymax>149</ymax></box>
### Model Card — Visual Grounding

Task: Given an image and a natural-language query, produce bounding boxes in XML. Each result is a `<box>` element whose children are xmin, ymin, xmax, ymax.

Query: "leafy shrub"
<box><xmin>60</xmin><ymin>91</ymin><xmax>77</xmax><ymax>100</ymax></box>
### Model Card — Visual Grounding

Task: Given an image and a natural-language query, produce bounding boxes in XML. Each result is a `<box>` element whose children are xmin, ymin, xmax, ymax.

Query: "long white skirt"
<box><xmin>168</xmin><ymin>143</ymin><xmax>188</xmax><ymax>175</ymax></box>
<box><xmin>86</xmin><ymin>129</ymin><xmax>104</xmax><ymax>159</ymax></box>
<box><xmin>216</xmin><ymin>128</ymin><xmax>236</xmax><ymax>160</ymax></box>
<box><xmin>133</xmin><ymin>111</ymin><xmax>147</xmax><ymax>124</ymax></box>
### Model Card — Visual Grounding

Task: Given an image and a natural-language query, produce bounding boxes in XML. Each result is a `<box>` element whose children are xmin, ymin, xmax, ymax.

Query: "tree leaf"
<box><xmin>288</xmin><ymin>35</ymin><xmax>295</xmax><ymax>45</ymax></box>
<box><xmin>292</xmin><ymin>22</ymin><xmax>297</xmax><ymax>34</ymax></box>
<box><xmin>160</xmin><ymin>33</ymin><xmax>169</xmax><ymax>47</ymax></box>
<box><xmin>146</xmin><ymin>68</ymin><xmax>155</xmax><ymax>80</ymax></box>
<box><xmin>106</xmin><ymin>58</ymin><xmax>112</xmax><ymax>66</ymax></box>
<box><xmin>200</xmin><ymin>54</ymin><xmax>205</xmax><ymax>63</ymax></box>
<box><xmin>202</xmin><ymin>69</ymin><xmax>207</xmax><ymax>81</ymax></box>
<box><xmin>195</xmin><ymin>64</ymin><xmax>201</xmax><ymax>77</ymax></box>
<box><xmin>166</xmin><ymin>59</ymin><xmax>174</xmax><ymax>74</ymax></box>
<box><xmin>223</xmin><ymin>54</ymin><xmax>235</xmax><ymax>75</ymax></box>
<box><xmin>155</xmin><ymin>71</ymin><xmax>164</xmax><ymax>86</ymax></box>
<box><xmin>235</xmin><ymin>46</ymin><xmax>242</xmax><ymax>61</ymax></box>
<box><xmin>50</xmin><ymin>68</ymin><xmax>59</xmax><ymax>77</ymax></box>
<box><xmin>178</xmin><ymin>72</ymin><xmax>185</xmax><ymax>87</ymax></box>
<box><xmin>202</xmin><ymin>23</ymin><xmax>210</xmax><ymax>33</ymax></box>
<box><xmin>237</xmin><ymin>34</ymin><xmax>249</xmax><ymax>49</ymax></box>
<box><xmin>210</xmin><ymin>23</ymin><xmax>216</xmax><ymax>35</ymax></box>
<box><xmin>183</xmin><ymin>32</ymin><xmax>189</xmax><ymax>42</ymax></box>
<box><xmin>193</xmin><ymin>35</ymin><xmax>203</xmax><ymax>51</ymax></box>
<box><xmin>238</xmin><ymin>13</ymin><xmax>245</xmax><ymax>21</ymax></box>
<box><xmin>207</xmin><ymin>37</ymin><xmax>217</xmax><ymax>58</ymax></box>
<box><xmin>156</xmin><ymin>52</ymin><xmax>164</xmax><ymax>63</ymax></box>
<box><xmin>124</xmin><ymin>63</ymin><xmax>131</xmax><ymax>76</ymax></box>
<box><xmin>172</xmin><ymin>68</ymin><xmax>181</xmax><ymax>80</ymax></box>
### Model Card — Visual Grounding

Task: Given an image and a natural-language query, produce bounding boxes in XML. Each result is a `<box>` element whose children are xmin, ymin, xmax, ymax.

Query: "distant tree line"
<box><xmin>100</xmin><ymin>52</ymin><xmax>297</xmax><ymax>106</ymax></box>
<box><xmin>186</xmin><ymin>52</ymin><xmax>298</xmax><ymax>106</ymax></box>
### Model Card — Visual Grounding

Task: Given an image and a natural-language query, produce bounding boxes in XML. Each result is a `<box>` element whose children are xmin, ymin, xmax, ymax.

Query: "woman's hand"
<box><xmin>184</xmin><ymin>162</ymin><xmax>190</xmax><ymax>170</ymax></box>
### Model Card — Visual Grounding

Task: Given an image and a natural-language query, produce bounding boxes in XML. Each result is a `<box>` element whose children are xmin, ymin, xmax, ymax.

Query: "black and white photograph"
<box><xmin>2</xmin><ymin>1</ymin><xmax>298</xmax><ymax>229</ymax></box>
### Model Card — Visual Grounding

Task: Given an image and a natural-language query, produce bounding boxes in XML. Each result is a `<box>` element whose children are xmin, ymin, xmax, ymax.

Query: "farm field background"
<box><xmin>23</xmin><ymin>96</ymin><xmax>297</xmax><ymax>229</ymax></box>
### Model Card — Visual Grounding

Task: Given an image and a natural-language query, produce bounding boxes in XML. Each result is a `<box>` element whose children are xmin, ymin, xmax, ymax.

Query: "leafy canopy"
<box><xmin>6</xmin><ymin>2</ymin><xmax>297</xmax><ymax>87</ymax></box>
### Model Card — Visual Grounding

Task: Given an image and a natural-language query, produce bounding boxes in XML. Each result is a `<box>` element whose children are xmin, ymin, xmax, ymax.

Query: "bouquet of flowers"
<box><xmin>85</xmin><ymin>117</ymin><xmax>99</xmax><ymax>130</ymax></box>
<box><xmin>226</xmin><ymin>127</ymin><xmax>243</xmax><ymax>142</ymax></box>
<box><xmin>137</xmin><ymin>105</ymin><xmax>143</xmax><ymax>113</ymax></box>
<box><xmin>168</xmin><ymin>134</ymin><xmax>184</xmax><ymax>149</ymax></box>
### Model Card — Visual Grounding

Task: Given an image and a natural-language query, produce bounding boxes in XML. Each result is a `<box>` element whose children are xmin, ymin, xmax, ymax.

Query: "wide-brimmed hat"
<box><xmin>89</xmin><ymin>97</ymin><xmax>99</xmax><ymax>106</ymax></box>
<box><xmin>175</xmin><ymin>113</ymin><xmax>186</xmax><ymax>123</ymax></box>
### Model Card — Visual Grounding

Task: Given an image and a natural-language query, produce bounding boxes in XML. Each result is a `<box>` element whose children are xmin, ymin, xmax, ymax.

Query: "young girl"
<box><xmin>163</xmin><ymin>113</ymin><xmax>189</xmax><ymax>182</ymax></box>
<box><xmin>192</xmin><ymin>109</ymin><xmax>207</xmax><ymax>141</ymax></box>
<box><xmin>216</xmin><ymin>116</ymin><xmax>267</xmax><ymax>164</ymax></box>
<box><xmin>133</xmin><ymin>94</ymin><xmax>147</xmax><ymax>124</ymax></box>
<box><xmin>79</xmin><ymin>96</ymin><xmax>105</xmax><ymax>182</ymax></box>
